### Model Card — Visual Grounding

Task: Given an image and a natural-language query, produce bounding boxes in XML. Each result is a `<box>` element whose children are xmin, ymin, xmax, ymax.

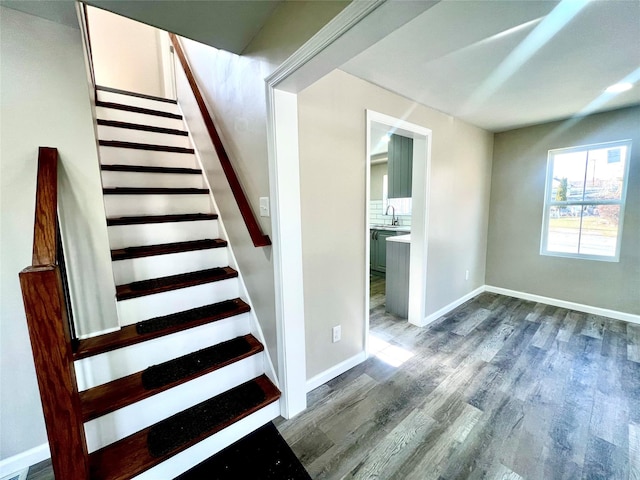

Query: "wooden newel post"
<box><xmin>20</xmin><ymin>265</ymin><xmax>89</xmax><ymax>480</ymax></box>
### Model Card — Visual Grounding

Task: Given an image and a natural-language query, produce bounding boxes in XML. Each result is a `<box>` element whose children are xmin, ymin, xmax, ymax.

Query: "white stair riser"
<box><xmin>112</xmin><ymin>248</ymin><xmax>230</xmax><ymax>284</ymax></box>
<box><xmin>97</xmin><ymin>125</ymin><xmax>191</xmax><ymax>149</ymax></box>
<box><xmin>75</xmin><ymin>312</ymin><xmax>251</xmax><ymax>390</ymax></box>
<box><xmin>131</xmin><ymin>401</ymin><xmax>280</xmax><ymax>480</ymax></box>
<box><xmin>117</xmin><ymin>278</ymin><xmax>240</xmax><ymax>326</ymax></box>
<box><xmin>84</xmin><ymin>354</ymin><xmax>264</xmax><ymax>452</ymax></box>
<box><xmin>97</xmin><ymin>90</ymin><xmax>180</xmax><ymax>115</ymax></box>
<box><xmin>104</xmin><ymin>194</ymin><xmax>211</xmax><ymax>217</ymax></box>
<box><xmin>99</xmin><ymin>146</ymin><xmax>197</xmax><ymax>169</ymax></box>
<box><xmin>96</xmin><ymin>106</ymin><xmax>184</xmax><ymax>131</ymax></box>
<box><xmin>108</xmin><ymin>220</ymin><xmax>220</xmax><ymax>249</ymax></box>
<box><xmin>101</xmin><ymin>170</ymin><xmax>204</xmax><ymax>189</ymax></box>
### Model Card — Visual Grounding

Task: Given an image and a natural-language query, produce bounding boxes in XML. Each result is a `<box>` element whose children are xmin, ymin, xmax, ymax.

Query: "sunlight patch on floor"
<box><xmin>369</xmin><ymin>333</ymin><xmax>414</xmax><ymax>367</ymax></box>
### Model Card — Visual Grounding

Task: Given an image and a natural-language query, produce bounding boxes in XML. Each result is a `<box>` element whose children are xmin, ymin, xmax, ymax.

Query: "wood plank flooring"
<box><xmin>277</xmin><ymin>276</ymin><xmax>639</xmax><ymax>480</ymax></box>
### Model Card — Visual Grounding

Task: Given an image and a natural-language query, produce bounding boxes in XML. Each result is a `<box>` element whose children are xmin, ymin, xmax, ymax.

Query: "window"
<box><xmin>541</xmin><ymin>140</ymin><xmax>631</xmax><ymax>261</ymax></box>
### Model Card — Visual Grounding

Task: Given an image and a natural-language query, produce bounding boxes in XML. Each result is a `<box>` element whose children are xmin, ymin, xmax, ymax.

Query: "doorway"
<box><xmin>365</xmin><ymin>111</ymin><xmax>432</xmax><ymax>356</ymax></box>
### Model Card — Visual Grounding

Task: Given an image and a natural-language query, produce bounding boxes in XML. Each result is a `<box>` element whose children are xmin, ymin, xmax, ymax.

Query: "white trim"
<box><xmin>265</xmin><ymin>0</ymin><xmax>385</xmax><ymax>87</ymax></box>
<box><xmin>306</xmin><ymin>351</ymin><xmax>367</xmax><ymax>393</ymax></box>
<box><xmin>0</xmin><ymin>444</ymin><xmax>49</xmax><ymax>478</ymax></box>
<box><xmin>265</xmin><ymin>88</ymin><xmax>307</xmax><ymax>418</ymax></box>
<box><xmin>0</xmin><ymin>469</ymin><xmax>27</xmax><ymax>480</ymax></box>
<box><xmin>540</xmin><ymin>139</ymin><xmax>632</xmax><ymax>263</ymax></box>
<box><xmin>420</xmin><ymin>286</ymin><xmax>486</xmax><ymax>327</ymax></box>
<box><xmin>485</xmin><ymin>285</ymin><xmax>640</xmax><ymax>325</ymax></box>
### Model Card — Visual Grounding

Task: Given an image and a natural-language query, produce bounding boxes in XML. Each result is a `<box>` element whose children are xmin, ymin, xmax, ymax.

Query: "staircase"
<box><xmin>71</xmin><ymin>86</ymin><xmax>281</xmax><ymax>479</ymax></box>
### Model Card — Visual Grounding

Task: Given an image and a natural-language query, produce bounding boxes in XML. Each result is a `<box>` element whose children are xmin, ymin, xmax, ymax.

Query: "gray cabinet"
<box><xmin>388</xmin><ymin>134</ymin><xmax>413</xmax><ymax>198</ymax></box>
<box><xmin>386</xmin><ymin>240</ymin><xmax>410</xmax><ymax>318</ymax></box>
<box><xmin>370</xmin><ymin>229</ymin><xmax>399</xmax><ymax>273</ymax></box>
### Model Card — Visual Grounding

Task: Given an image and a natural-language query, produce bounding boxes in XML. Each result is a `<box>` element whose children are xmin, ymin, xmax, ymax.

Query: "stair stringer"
<box><xmin>177</xmin><ymin>102</ymin><xmax>280</xmax><ymax>391</ymax></box>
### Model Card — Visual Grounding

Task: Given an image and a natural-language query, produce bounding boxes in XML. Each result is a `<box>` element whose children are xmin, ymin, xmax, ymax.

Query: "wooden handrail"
<box><xmin>32</xmin><ymin>147</ymin><xmax>59</xmax><ymax>265</ymax></box>
<box><xmin>169</xmin><ymin>33</ymin><xmax>271</xmax><ymax>248</ymax></box>
<box><xmin>20</xmin><ymin>147</ymin><xmax>90</xmax><ymax>480</ymax></box>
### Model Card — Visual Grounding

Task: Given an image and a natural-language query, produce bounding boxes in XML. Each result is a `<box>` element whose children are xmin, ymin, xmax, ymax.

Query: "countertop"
<box><xmin>370</xmin><ymin>225</ymin><xmax>411</xmax><ymax>233</ymax></box>
<box><xmin>386</xmin><ymin>234</ymin><xmax>411</xmax><ymax>244</ymax></box>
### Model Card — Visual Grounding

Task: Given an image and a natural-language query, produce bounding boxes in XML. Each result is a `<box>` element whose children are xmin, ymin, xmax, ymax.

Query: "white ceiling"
<box><xmin>85</xmin><ymin>0</ymin><xmax>282</xmax><ymax>54</ymax></box>
<box><xmin>342</xmin><ymin>0</ymin><xmax>640</xmax><ymax>132</ymax></box>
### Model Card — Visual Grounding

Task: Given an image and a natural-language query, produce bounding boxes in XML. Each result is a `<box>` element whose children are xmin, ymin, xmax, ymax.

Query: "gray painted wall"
<box><xmin>486</xmin><ymin>106</ymin><xmax>640</xmax><ymax>315</ymax></box>
<box><xmin>298</xmin><ymin>70</ymin><xmax>494</xmax><ymax>379</ymax></box>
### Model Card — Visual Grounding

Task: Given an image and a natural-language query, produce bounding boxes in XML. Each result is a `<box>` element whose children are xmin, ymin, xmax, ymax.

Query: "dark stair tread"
<box><xmin>97</xmin><ymin>119</ymin><xmax>188</xmax><ymax>136</ymax></box>
<box><xmin>99</xmin><ymin>140</ymin><xmax>194</xmax><ymax>154</ymax></box>
<box><xmin>88</xmin><ymin>375</ymin><xmax>280</xmax><ymax>480</ymax></box>
<box><xmin>96</xmin><ymin>100</ymin><xmax>182</xmax><ymax>119</ymax></box>
<box><xmin>175</xmin><ymin>422</ymin><xmax>311</xmax><ymax>480</ymax></box>
<box><xmin>112</xmin><ymin>239</ymin><xmax>227</xmax><ymax>261</ymax></box>
<box><xmin>101</xmin><ymin>164</ymin><xmax>202</xmax><ymax>175</ymax></box>
<box><xmin>79</xmin><ymin>334</ymin><xmax>263</xmax><ymax>422</ymax></box>
<box><xmin>74</xmin><ymin>298</ymin><xmax>250</xmax><ymax>359</ymax></box>
<box><xmin>96</xmin><ymin>85</ymin><xmax>177</xmax><ymax>104</ymax></box>
<box><xmin>103</xmin><ymin>187</ymin><xmax>209</xmax><ymax>195</ymax></box>
<box><xmin>116</xmin><ymin>267</ymin><xmax>238</xmax><ymax>300</ymax></box>
<box><xmin>107</xmin><ymin>213</ymin><xmax>218</xmax><ymax>226</ymax></box>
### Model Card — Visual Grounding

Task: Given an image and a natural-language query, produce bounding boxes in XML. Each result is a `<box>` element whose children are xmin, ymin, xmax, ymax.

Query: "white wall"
<box><xmin>178</xmin><ymin>0</ymin><xmax>348</xmax><ymax>369</ymax></box>
<box><xmin>88</xmin><ymin>6</ymin><xmax>166</xmax><ymax>97</ymax></box>
<box><xmin>0</xmin><ymin>6</ymin><xmax>117</xmax><ymax>463</ymax></box>
<box><xmin>298</xmin><ymin>70</ymin><xmax>494</xmax><ymax>379</ymax></box>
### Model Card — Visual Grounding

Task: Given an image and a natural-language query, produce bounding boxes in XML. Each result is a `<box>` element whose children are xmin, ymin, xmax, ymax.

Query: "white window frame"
<box><xmin>540</xmin><ymin>139</ymin><xmax>632</xmax><ymax>262</ymax></box>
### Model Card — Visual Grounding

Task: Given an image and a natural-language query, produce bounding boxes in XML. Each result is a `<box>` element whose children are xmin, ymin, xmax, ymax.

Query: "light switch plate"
<box><xmin>259</xmin><ymin>197</ymin><xmax>270</xmax><ymax>217</ymax></box>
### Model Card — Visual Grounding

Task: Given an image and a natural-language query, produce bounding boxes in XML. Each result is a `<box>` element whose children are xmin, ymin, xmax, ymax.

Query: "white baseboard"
<box><xmin>485</xmin><ymin>285</ymin><xmax>640</xmax><ymax>325</ymax></box>
<box><xmin>306</xmin><ymin>351</ymin><xmax>367</xmax><ymax>392</ymax></box>
<box><xmin>419</xmin><ymin>286</ymin><xmax>485</xmax><ymax>327</ymax></box>
<box><xmin>0</xmin><ymin>443</ymin><xmax>49</xmax><ymax>478</ymax></box>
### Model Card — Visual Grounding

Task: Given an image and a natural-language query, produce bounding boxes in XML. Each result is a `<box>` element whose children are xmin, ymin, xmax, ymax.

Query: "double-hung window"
<box><xmin>541</xmin><ymin>140</ymin><xmax>632</xmax><ymax>262</ymax></box>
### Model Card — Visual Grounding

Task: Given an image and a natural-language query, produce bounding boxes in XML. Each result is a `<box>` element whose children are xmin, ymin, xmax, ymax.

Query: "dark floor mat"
<box><xmin>141</xmin><ymin>337</ymin><xmax>253</xmax><ymax>390</ymax></box>
<box><xmin>174</xmin><ymin>422</ymin><xmax>312</xmax><ymax>480</ymax></box>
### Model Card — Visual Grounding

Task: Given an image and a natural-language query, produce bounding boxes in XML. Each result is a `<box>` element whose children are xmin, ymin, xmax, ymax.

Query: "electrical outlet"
<box><xmin>332</xmin><ymin>325</ymin><xmax>341</xmax><ymax>343</ymax></box>
<box><xmin>465</xmin><ymin>269</ymin><xmax>470</xmax><ymax>281</ymax></box>
<box><xmin>259</xmin><ymin>197</ymin><xmax>270</xmax><ymax>217</ymax></box>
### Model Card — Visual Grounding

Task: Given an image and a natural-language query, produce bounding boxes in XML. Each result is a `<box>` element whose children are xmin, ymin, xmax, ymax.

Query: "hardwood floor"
<box><xmin>277</xmin><ymin>276</ymin><xmax>639</xmax><ymax>480</ymax></box>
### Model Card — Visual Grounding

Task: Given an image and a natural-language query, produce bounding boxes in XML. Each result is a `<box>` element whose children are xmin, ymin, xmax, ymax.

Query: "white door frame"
<box><xmin>364</xmin><ymin>111</ymin><xmax>432</xmax><ymax>356</ymax></box>
<box><xmin>264</xmin><ymin>0</ymin><xmax>438</xmax><ymax>419</ymax></box>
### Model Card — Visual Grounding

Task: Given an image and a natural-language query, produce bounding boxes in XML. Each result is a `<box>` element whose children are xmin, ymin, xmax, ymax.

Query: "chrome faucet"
<box><xmin>385</xmin><ymin>205</ymin><xmax>398</xmax><ymax>226</ymax></box>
